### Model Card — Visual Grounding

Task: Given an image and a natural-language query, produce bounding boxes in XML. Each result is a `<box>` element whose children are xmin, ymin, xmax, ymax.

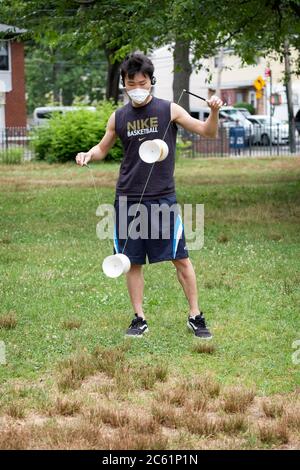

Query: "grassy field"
<box><xmin>0</xmin><ymin>156</ymin><xmax>299</xmax><ymax>449</ymax></box>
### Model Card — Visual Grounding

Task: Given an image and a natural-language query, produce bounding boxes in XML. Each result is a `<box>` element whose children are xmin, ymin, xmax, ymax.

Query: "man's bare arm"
<box><xmin>75</xmin><ymin>112</ymin><xmax>117</xmax><ymax>166</ymax></box>
<box><xmin>171</xmin><ymin>95</ymin><xmax>223</xmax><ymax>138</ymax></box>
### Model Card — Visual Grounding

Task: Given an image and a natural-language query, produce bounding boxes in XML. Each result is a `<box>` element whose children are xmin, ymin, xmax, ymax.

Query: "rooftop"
<box><xmin>0</xmin><ymin>23</ymin><xmax>26</xmax><ymax>37</ymax></box>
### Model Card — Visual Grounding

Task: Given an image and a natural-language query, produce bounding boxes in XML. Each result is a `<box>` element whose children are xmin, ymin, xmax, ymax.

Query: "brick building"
<box><xmin>0</xmin><ymin>24</ymin><xmax>26</xmax><ymax>128</ymax></box>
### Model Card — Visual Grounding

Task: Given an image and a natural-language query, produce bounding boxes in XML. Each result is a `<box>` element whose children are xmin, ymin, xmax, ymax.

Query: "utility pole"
<box><xmin>216</xmin><ymin>47</ymin><xmax>224</xmax><ymax>99</ymax></box>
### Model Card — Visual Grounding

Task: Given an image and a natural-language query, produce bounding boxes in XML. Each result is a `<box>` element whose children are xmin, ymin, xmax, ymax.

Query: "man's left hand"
<box><xmin>207</xmin><ymin>95</ymin><xmax>223</xmax><ymax>111</ymax></box>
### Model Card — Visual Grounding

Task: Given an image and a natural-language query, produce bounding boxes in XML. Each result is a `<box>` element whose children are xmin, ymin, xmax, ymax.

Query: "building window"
<box><xmin>236</xmin><ymin>91</ymin><xmax>244</xmax><ymax>103</ymax></box>
<box><xmin>0</xmin><ymin>41</ymin><xmax>9</xmax><ymax>71</ymax></box>
<box><xmin>249</xmin><ymin>90</ymin><xmax>256</xmax><ymax>109</ymax></box>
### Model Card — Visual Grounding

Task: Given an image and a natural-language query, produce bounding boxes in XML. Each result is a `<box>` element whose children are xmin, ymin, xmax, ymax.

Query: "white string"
<box><xmin>85</xmin><ymin>164</ymin><xmax>102</xmax><ymax>209</ymax></box>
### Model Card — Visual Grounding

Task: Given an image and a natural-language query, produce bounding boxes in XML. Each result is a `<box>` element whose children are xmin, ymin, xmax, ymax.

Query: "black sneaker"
<box><xmin>187</xmin><ymin>312</ymin><xmax>213</xmax><ymax>339</ymax></box>
<box><xmin>126</xmin><ymin>314</ymin><xmax>149</xmax><ymax>337</ymax></box>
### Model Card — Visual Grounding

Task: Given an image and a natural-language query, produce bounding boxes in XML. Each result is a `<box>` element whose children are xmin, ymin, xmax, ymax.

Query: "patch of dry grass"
<box><xmin>257</xmin><ymin>420</ymin><xmax>289</xmax><ymax>445</ymax></box>
<box><xmin>92</xmin><ymin>344</ymin><xmax>128</xmax><ymax>378</ymax></box>
<box><xmin>192</xmin><ymin>342</ymin><xmax>216</xmax><ymax>354</ymax></box>
<box><xmin>185</xmin><ymin>394</ymin><xmax>208</xmax><ymax>413</ymax></box>
<box><xmin>261</xmin><ymin>400</ymin><xmax>284</xmax><ymax>418</ymax></box>
<box><xmin>217</xmin><ymin>414</ymin><xmax>248</xmax><ymax>435</ymax></box>
<box><xmin>0</xmin><ymin>311</ymin><xmax>17</xmax><ymax>329</ymax></box>
<box><xmin>128</xmin><ymin>415</ymin><xmax>159</xmax><ymax>435</ymax></box>
<box><xmin>0</xmin><ymin>236</ymin><xmax>11</xmax><ymax>244</ymax></box>
<box><xmin>87</xmin><ymin>406</ymin><xmax>130</xmax><ymax>428</ymax></box>
<box><xmin>47</xmin><ymin>397</ymin><xmax>82</xmax><ymax>417</ymax></box>
<box><xmin>156</xmin><ymin>385</ymin><xmax>187</xmax><ymax>407</ymax></box>
<box><xmin>4</xmin><ymin>403</ymin><xmax>26</xmax><ymax>419</ymax></box>
<box><xmin>0</xmin><ymin>426</ymin><xmax>30</xmax><ymax>449</ymax></box>
<box><xmin>114</xmin><ymin>366</ymin><xmax>136</xmax><ymax>395</ymax></box>
<box><xmin>56</xmin><ymin>345</ymin><xmax>131</xmax><ymax>392</ymax></box>
<box><xmin>221</xmin><ymin>386</ymin><xmax>256</xmax><ymax>414</ymax></box>
<box><xmin>217</xmin><ymin>233</ymin><xmax>229</xmax><ymax>243</ymax></box>
<box><xmin>61</xmin><ymin>320</ymin><xmax>82</xmax><ymax>330</ymax></box>
<box><xmin>0</xmin><ymin>373</ymin><xmax>299</xmax><ymax>450</ymax></box>
<box><xmin>151</xmin><ymin>403</ymin><xmax>180</xmax><ymax>428</ymax></box>
<box><xmin>0</xmin><ymin>339</ymin><xmax>298</xmax><ymax>450</ymax></box>
<box><xmin>189</xmin><ymin>374</ymin><xmax>221</xmax><ymax>398</ymax></box>
<box><xmin>283</xmin><ymin>407</ymin><xmax>300</xmax><ymax>430</ymax></box>
<box><xmin>116</xmin><ymin>427</ymin><xmax>168</xmax><ymax>450</ymax></box>
<box><xmin>137</xmin><ymin>363</ymin><xmax>169</xmax><ymax>390</ymax></box>
<box><xmin>57</xmin><ymin>350</ymin><xmax>96</xmax><ymax>391</ymax></box>
<box><xmin>183</xmin><ymin>413</ymin><xmax>218</xmax><ymax>437</ymax></box>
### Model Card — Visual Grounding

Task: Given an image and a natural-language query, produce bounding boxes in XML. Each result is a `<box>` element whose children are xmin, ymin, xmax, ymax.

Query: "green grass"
<box><xmin>0</xmin><ymin>148</ymin><xmax>23</xmax><ymax>164</ymax></box>
<box><xmin>0</xmin><ymin>156</ymin><xmax>299</xmax><ymax>394</ymax></box>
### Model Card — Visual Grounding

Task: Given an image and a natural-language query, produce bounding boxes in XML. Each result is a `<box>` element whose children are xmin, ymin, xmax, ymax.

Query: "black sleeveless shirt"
<box><xmin>115</xmin><ymin>96</ymin><xmax>177</xmax><ymax>200</ymax></box>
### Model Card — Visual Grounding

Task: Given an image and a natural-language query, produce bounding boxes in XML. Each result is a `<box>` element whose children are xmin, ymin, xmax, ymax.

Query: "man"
<box><xmin>75</xmin><ymin>52</ymin><xmax>223</xmax><ymax>339</ymax></box>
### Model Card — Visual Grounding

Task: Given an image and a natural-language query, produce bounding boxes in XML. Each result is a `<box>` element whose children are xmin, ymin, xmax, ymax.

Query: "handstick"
<box><xmin>183</xmin><ymin>89</ymin><xmax>208</xmax><ymax>103</ymax></box>
<box><xmin>183</xmin><ymin>89</ymin><xmax>227</xmax><ymax>107</ymax></box>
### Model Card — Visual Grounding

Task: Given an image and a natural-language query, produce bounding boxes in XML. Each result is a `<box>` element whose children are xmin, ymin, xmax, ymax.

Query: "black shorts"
<box><xmin>113</xmin><ymin>193</ymin><xmax>189</xmax><ymax>265</ymax></box>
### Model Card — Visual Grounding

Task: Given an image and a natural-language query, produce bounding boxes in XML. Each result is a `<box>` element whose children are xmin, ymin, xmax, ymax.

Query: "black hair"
<box><xmin>120</xmin><ymin>52</ymin><xmax>155</xmax><ymax>85</ymax></box>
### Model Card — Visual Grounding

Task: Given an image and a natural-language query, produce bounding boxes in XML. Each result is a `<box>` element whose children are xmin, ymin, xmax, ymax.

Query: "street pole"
<box><xmin>270</xmin><ymin>70</ymin><xmax>272</xmax><ymax>152</ymax></box>
<box><xmin>284</xmin><ymin>38</ymin><xmax>296</xmax><ymax>154</ymax></box>
<box><xmin>216</xmin><ymin>47</ymin><xmax>224</xmax><ymax>98</ymax></box>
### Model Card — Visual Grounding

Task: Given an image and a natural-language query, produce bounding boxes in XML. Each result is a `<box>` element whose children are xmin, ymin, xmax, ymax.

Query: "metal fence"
<box><xmin>178</xmin><ymin>123</ymin><xmax>300</xmax><ymax>158</ymax></box>
<box><xmin>0</xmin><ymin>127</ymin><xmax>33</xmax><ymax>163</ymax></box>
<box><xmin>0</xmin><ymin>125</ymin><xmax>299</xmax><ymax>164</ymax></box>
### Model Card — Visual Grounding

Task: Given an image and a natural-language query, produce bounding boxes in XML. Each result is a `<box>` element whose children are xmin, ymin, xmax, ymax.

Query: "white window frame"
<box><xmin>0</xmin><ymin>40</ymin><xmax>11</xmax><ymax>72</ymax></box>
<box><xmin>249</xmin><ymin>90</ymin><xmax>257</xmax><ymax>109</ymax></box>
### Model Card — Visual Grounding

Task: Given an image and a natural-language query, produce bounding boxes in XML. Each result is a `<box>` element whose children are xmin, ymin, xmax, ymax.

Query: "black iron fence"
<box><xmin>0</xmin><ymin>127</ymin><xmax>33</xmax><ymax>163</ymax></box>
<box><xmin>178</xmin><ymin>123</ymin><xmax>300</xmax><ymax>157</ymax></box>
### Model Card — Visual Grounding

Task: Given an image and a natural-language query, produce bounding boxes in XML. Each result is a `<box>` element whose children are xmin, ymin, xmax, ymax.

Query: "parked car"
<box><xmin>197</xmin><ymin>106</ymin><xmax>255</xmax><ymax>144</ymax></box>
<box><xmin>246</xmin><ymin>115</ymin><xmax>289</xmax><ymax>145</ymax></box>
<box><xmin>32</xmin><ymin>106</ymin><xmax>96</xmax><ymax>126</ymax></box>
<box><xmin>234</xmin><ymin>107</ymin><xmax>252</xmax><ymax>118</ymax></box>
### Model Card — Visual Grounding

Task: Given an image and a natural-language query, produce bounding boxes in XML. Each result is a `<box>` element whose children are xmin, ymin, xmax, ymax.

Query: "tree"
<box><xmin>175</xmin><ymin>0</ymin><xmax>300</xmax><ymax>151</ymax></box>
<box><xmin>25</xmin><ymin>45</ymin><xmax>107</xmax><ymax>113</ymax></box>
<box><xmin>0</xmin><ymin>0</ymin><xmax>128</xmax><ymax>102</ymax></box>
<box><xmin>2</xmin><ymin>0</ymin><xmax>299</xmax><ymax>133</ymax></box>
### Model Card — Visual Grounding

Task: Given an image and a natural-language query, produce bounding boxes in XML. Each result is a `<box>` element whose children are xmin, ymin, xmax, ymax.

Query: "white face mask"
<box><xmin>127</xmin><ymin>88</ymin><xmax>150</xmax><ymax>104</ymax></box>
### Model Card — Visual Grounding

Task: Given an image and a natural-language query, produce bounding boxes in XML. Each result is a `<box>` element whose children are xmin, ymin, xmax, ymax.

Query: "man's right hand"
<box><xmin>75</xmin><ymin>151</ymin><xmax>92</xmax><ymax>167</ymax></box>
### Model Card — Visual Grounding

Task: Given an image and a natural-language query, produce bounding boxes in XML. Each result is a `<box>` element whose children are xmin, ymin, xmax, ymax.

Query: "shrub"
<box><xmin>233</xmin><ymin>102</ymin><xmax>255</xmax><ymax>115</ymax></box>
<box><xmin>31</xmin><ymin>101</ymin><xmax>123</xmax><ymax>163</ymax></box>
<box><xmin>176</xmin><ymin>136</ymin><xmax>192</xmax><ymax>159</ymax></box>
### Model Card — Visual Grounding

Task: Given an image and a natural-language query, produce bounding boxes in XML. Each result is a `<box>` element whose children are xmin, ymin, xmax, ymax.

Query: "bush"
<box><xmin>176</xmin><ymin>136</ymin><xmax>192</xmax><ymax>159</ymax></box>
<box><xmin>31</xmin><ymin>101</ymin><xmax>123</xmax><ymax>163</ymax></box>
<box><xmin>233</xmin><ymin>102</ymin><xmax>255</xmax><ymax>115</ymax></box>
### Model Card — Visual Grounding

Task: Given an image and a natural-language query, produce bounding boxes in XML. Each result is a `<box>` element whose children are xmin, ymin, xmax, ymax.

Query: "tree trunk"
<box><xmin>63</xmin><ymin>86</ymin><xmax>73</xmax><ymax>105</ymax></box>
<box><xmin>173</xmin><ymin>39</ymin><xmax>191</xmax><ymax>112</ymax></box>
<box><xmin>284</xmin><ymin>39</ymin><xmax>296</xmax><ymax>153</ymax></box>
<box><xmin>105</xmin><ymin>47</ymin><xmax>121</xmax><ymax>103</ymax></box>
<box><xmin>52</xmin><ymin>62</ymin><xmax>60</xmax><ymax>104</ymax></box>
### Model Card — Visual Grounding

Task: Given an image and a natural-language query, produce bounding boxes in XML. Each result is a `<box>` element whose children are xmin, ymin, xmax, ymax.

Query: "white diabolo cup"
<box><xmin>139</xmin><ymin>139</ymin><xmax>169</xmax><ymax>163</ymax></box>
<box><xmin>102</xmin><ymin>253</ymin><xmax>131</xmax><ymax>278</ymax></box>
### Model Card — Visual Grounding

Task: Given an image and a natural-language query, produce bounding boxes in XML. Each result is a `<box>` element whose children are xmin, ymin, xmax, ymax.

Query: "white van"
<box><xmin>32</xmin><ymin>106</ymin><xmax>96</xmax><ymax>126</ymax></box>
